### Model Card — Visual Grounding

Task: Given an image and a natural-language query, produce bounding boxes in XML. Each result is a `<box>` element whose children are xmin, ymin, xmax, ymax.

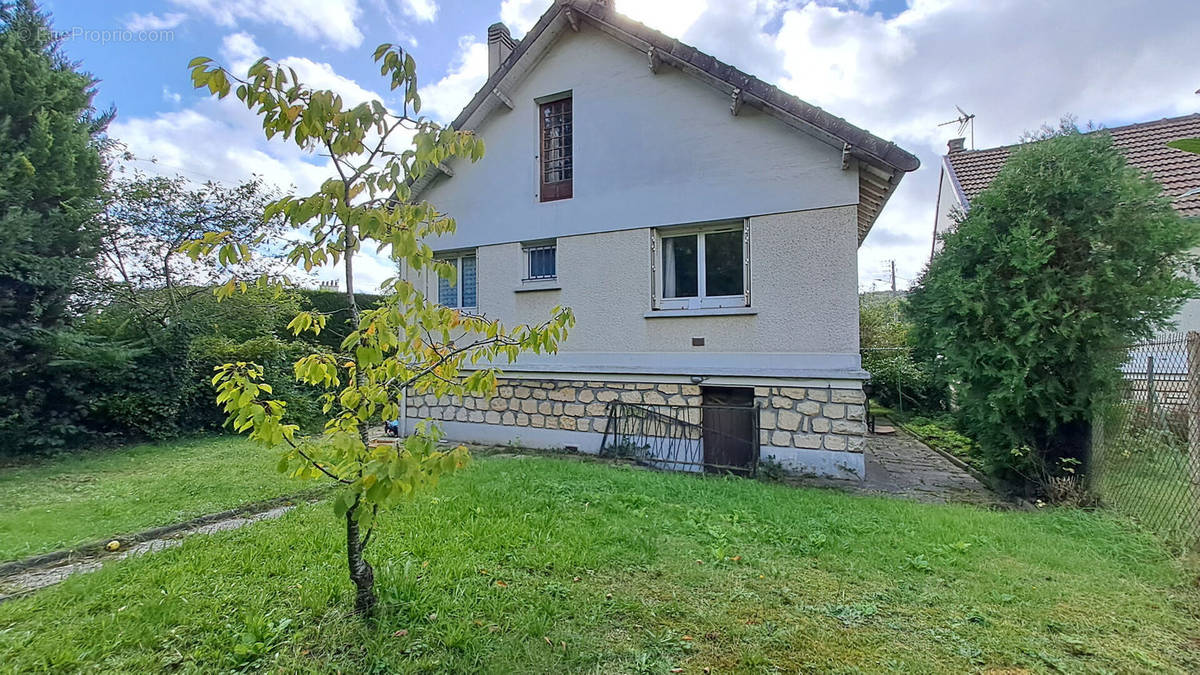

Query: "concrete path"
<box><xmin>0</xmin><ymin>504</ymin><xmax>297</xmax><ymax>602</ymax></box>
<box><xmin>861</xmin><ymin>423</ymin><xmax>1005</xmax><ymax>506</ymax></box>
<box><xmin>786</xmin><ymin>421</ymin><xmax>1007</xmax><ymax>506</ymax></box>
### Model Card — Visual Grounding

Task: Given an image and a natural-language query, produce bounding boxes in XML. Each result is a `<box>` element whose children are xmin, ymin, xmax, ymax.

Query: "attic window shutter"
<box><xmin>539</xmin><ymin>96</ymin><xmax>572</xmax><ymax>202</ymax></box>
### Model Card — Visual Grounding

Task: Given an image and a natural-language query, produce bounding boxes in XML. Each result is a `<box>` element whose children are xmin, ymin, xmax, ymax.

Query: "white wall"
<box><xmin>1168</xmin><ymin>271</ymin><xmax>1200</xmax><ymax>333</ymax></box>
<box><xmin>413</xmin><ymin>205</ymin><xmax>864</xmax><ymax>379</ymax></box>
<box><xmin>931</xmin><ymin>162</ymin><xmax>962</xmax><ymax>260</ymax></box>
<box><xmin>421</xmin><ymin>25</ymin><xmax>858</xmax><ymax>251</ymax></box>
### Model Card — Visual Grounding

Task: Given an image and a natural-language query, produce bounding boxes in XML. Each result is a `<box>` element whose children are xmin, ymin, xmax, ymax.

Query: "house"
<box><xmin>931</xmin><ymin>114</ymin><xmax>1200</xmax><ymax>328</ymax></box>
<box><xmin>402</xmin><ymin>0</ymin><xmax>919</xmax><ymax>479</ymax></box>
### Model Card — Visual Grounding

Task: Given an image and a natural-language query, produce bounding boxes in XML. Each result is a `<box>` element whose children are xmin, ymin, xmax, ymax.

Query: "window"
<box><xmin>656</xmin><ymin>223</ymin><xmax>748</xmax><ymax>310</ymax></box>
<box><xmin>539</xmin><ymin>94</ymin><xmax>572</xmax><ymax>202</ymax></box>
<box><xmin>523</xmin><ymin>242</ymin><xmax>556</xmax><ymax>281</ymax></box>
<box><xmin>435</xmin><ymin>253</ymin><xmax>477</xmax><ymax>309</ymax></box>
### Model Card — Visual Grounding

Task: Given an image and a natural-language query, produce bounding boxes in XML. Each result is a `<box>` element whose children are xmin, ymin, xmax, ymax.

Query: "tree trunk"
<box><xmin>345</xmin><ymin>504</ymin><xmax>376</xmax><ymax>615</ymax></box>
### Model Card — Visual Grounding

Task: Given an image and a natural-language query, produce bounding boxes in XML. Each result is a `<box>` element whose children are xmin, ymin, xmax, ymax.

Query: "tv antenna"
<box><xmin>938</xmin><ymin>106</ymin><xmax>975</xmax><ymax>149</ymax></box>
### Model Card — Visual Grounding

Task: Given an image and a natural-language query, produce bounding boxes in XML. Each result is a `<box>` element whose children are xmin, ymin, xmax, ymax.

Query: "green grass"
<box><xmin>1</xmin><ymin>453</ymin><xmax>1197</xmax><ymax>673</ymax></box>
<box><xmin>0</xmin><ymin>436</ymin><xmax>307</xmax><ymax>562</ymax></box>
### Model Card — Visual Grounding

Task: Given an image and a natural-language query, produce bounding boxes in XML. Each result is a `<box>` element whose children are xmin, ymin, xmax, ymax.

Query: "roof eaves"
<box><xmin>448</xmin><ymin>4</ymin><xmax>565</xmax><ymax>132</ymax></box>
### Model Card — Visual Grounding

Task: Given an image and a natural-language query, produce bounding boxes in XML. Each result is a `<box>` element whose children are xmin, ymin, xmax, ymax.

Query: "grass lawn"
<box><xmin>0</xmin><ymin>436</ymin><xmax>308</xmax><ymax>562</ymax></box>
<box><xmin>1092</xmin><ymin>428</ymin><xmax>1200</xmax><ymax>550</ymax></box>
<box><xmin>1</xmin><ymin>451</ymin><xmax>1197</xmax><ymax>672</ymax></box>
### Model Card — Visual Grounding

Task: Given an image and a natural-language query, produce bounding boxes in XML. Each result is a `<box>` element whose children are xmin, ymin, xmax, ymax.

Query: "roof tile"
<box><xmin>947</xmin><ymin>114</ymin><xmax>1200</xmax><ymax>218</ymax></box>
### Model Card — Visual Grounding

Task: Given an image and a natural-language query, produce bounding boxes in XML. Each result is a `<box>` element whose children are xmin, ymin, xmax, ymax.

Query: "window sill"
<box><xmin>514</xmin><ymin>280</ymin><xmax>561</xmax><ymax>293</ymax></box>
<box><xmin>644</xmin><ymin>307</ymin><xmax>757</xmax><ymax>318</ymax></box>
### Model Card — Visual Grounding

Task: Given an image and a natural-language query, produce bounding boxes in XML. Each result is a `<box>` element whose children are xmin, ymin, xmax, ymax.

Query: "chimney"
<box><xmin>947</xmin><ymin>137</ymin><xmax>966</xmax><ymax>154</ymax></box>
<box><xmin>487</xmin><ymin>23</ymin><xmax>515</xmax><ymax>76</ymax></box>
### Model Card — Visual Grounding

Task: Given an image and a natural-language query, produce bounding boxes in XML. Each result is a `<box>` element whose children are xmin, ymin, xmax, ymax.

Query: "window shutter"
<box><xmin>649</xmin><ymin>233</ymin><xmax>658</xmax><ymax>310</ymax></box>
<box><xmin>743</xmin><ymin>220</ymin><xmax>751</xmax><ymax>305</ymax></box>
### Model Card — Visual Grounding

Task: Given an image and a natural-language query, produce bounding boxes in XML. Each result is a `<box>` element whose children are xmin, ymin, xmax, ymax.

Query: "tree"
<box><xmin>97</xmin><ymin>171</ymin><xmax>291</xmax><ymax>339</ymax></box>
<box><xmin>41</xmin><ymin>172</ymin><xmax>308</xmax><ymax>445</ymax></box>
<box><xmin>908</xmin><ymin>123</ymin><xmax>1200</xmax><ymax>487</ymax></box>
<box><xmin>859</xmin><ymin>295</ymin><xmax>948</xmax><ymax>413</ymax></box>
<box><xmin>0</xmin><ymin>0</ymin><xmax>112</xmax><ymax>452</ymax></box>
<box><xmin>185</xmin><ymin>45</ymin><xmax>574</xmax><ymax>614</ymax></box>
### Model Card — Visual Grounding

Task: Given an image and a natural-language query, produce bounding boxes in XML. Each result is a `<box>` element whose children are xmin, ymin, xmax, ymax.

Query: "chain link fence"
<box><xmin>1090</xmin><ymin>332</ymin><xmax>1200</xmax><ymax>549</ymax></box>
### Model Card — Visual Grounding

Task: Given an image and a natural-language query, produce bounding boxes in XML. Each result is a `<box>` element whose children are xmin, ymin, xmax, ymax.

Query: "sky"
<box><xmin>45</xmin><ymin>0</ymin><xmax>1200</xmax><ymax>292</ymax></box>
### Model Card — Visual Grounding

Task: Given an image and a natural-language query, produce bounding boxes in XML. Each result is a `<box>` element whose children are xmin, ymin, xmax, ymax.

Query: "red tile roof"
<box><xmin>946</xmin><ymin>114</ymin><xmax>1200</xmax><ymax>218</ymax></box>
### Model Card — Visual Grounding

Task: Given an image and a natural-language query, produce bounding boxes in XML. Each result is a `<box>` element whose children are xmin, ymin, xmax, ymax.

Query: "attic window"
<box><xmin>539</xmin><ymin>93</ymin><xmax>572</xmax><ymax>202</ymax></box>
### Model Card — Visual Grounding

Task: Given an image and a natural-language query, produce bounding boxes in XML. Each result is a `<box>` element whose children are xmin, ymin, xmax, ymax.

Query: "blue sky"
<box><xmin>41</xmin><ymin>0</ymin><xmax>1200</xmax><ymax>290</ymax></box>
<box><xmin>48</xmin><ymin>0</ymin><xmax>482</xmax><ymax>121</ymax></box>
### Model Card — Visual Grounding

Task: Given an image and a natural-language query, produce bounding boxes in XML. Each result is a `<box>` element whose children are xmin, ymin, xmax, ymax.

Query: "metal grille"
<box><xmin>1091</xmin><ymin>331</ymin><xmax>1200</xmax><ymax>549</ymax></box>
<box><xmin>540</xmin><ymin>97</ymin><xmax>572</xmax><ymax>195</ymax></box>
<box><xmin>599</xmin><ymin>401</ymin><xmax>760</xmax><ymax>475</ymax></box>
<box><xmin>524</xmin><ymin>245</ymin><xmax>556</xmax><ymax>280</ymax></box>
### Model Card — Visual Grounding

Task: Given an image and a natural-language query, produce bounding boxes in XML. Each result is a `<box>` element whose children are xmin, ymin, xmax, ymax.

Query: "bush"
<box><xmin>859</xmin><ymin>295</ymin><xmax>949</xmax><ymax>412</ymax></box>
<box><xmin>298</xmin><ymin>289</ymin><xmax>384</xmax><ymax>352</ymax></box>
<box><xmin>53</xmin><ymin>286</ymin><xmax>320</xmax><ymax>446</ymax></box>
<box><xmin>188</xmin><ymin>336</ymin><xmax>325</xmax><ymax>432</ymax></box>
<box><xmin>908</xmin><ymin>123</ymin><xmax>1200</xmax><ymax>487</ymax></box>
<box><xmin>904</xmin><ymin>416</ymin><xmax>978</xmax><ymax>466</ymax></box>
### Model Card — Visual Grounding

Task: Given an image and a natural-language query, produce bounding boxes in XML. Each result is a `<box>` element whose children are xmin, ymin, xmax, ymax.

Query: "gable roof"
<box><xmin>414</xmin><ymin>0</ymin><xmax>919</xmax><ymax>243</ymax></box>
<box><xmin>944</xmin><ymin>113</ymin><xmax>1200</xmax><ymax>218</ymax></box>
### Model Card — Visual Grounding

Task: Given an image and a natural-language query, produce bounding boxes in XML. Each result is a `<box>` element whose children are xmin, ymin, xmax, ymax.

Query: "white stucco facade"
<box><xmin>930</xmin><ymin>161</ymin><xmax>963</xmax><ymax>260</ymax></box>
<box><xmin>422</xmin><ymin>27</ymin><xmax>859</xmax><ymax>252</ymax></box>
<box><xmin>411</xmin><ymin>205</ymin><xmax>863</xmax><ymax>381</ymax></box>
<box><xmin>393</xmin><ymin>11</ymin><xmax>907</xmax><ymax>478</ymax></box>
<box><xmin>415</xmin><ymin>22</ymin><xmax>867</xmax><ymax>382</ymax></box>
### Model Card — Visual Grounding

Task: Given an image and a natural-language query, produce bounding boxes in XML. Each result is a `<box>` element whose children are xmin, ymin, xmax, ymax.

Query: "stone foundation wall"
<box><xmin>406</xmin><ymin>378</ymin><xmax>866</xmax><ymax>454</ymax></box>
<box><xmin>406</xmin><ymin>380</ymin><xmax>703</xmax><ymax>435</ymax></box>
<box><xmin>755</xmin><ymin>386</ymin><xmax>867</xmax><ymax>453</ymax></box>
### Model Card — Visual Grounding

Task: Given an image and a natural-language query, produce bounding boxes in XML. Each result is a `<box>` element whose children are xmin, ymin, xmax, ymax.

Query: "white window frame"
<box><xmin>522</xmin><ymin>240</ymin><xmax>557</xmax><ymax>281</ymax></box>
<box><xmin>433</xmin><ymin>251</ymin><xmax>477</xmax><ymax>310</ymax></box>
<box><xmin>653</xmin><ymin>221</ymin><xmax>750</xmax><ymax>310</ymax></box>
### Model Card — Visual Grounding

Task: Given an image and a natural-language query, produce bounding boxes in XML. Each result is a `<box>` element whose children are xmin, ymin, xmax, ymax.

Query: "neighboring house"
<box><xmin>402</xmin><ymin>0</ymin><xmax>918</xmax><ymax>479</ymax></box>
<box><xmin>931</xmin><ymin>114</ymin><xmax>1200</xmax><ymax>328</ymax></box>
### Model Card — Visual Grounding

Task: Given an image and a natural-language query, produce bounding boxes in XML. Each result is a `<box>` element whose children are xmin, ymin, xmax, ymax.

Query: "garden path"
<box><xmin>784</xmin><ymin>421</ymin><xmax>1007</xmax><ymax>506</ymax></box>
<box><xmin>860</xmin><ymin>422</ymin><xmax>1007</xmax><ymax>505</ymax></box>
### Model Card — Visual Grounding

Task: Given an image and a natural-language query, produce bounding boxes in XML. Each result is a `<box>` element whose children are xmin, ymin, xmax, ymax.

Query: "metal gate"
<box><xmin>599</xmin><ymin>401</ymin><xmax>761</xmax><ymax>475</ymax></box>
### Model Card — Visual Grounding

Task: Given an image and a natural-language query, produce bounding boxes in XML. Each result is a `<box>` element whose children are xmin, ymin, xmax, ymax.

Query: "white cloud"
<box><xmin>499</xmin><ymin>0</ymin><xmax>548</xmax><ymax>36</ymax></box>
<box><xmin>219</xmin><ymin>31</ymin><xmax>264</xmax><ymax>74</ymax></box>
<box><xmin>219</xmin><ymin>33</ymin><xmax>384</xmax><ymax>108</ymax></box>
<box><xmin>170</xmin><ymin>0</ymin><xmax>364</xmax><ymax>50</ymax></box>
<box><xmin>486</xmin><ymin>0</ymin><xmax>1199</xmax><ymax>289</ymax></box>
<box><xmin>162</xmin><ymin>86</ymin><xmax>182</xmax><ymax>104</ymax></box>
<box><xmin>400</xmin><ymin>0</ymin><xmax>438</xmax><ymax>22</ymax></box>
<box><xmin>368</xmin><ymin>0</ymin><xmax>420</xmax><ymax>48</ymax></box>
<box><xmin>280</xmin><ymin>57</ymin><xmax>385</xmax><ymax>109</ymax></box>
<box><xmin>112</xmin><ymin>56</ymin><xmax>404</xmax><ymax>292</ymax></box>
<box><xmin>124</xmin><ymin>12</ymin><xmax>187</xmax><ymax>31</ymax></box>
<box><xmin>421</xmin><ymin>36</ymin><xmax>489</xmax><ymax>122</ymax></box>
<box><xmin>660</xmin><ymin>0</ymin><xmax>1200</xmax><ymax>289</ymax></box>
<box><xmin>616</xmin><ymin>0</ymin><xmax>707</xmax><ymax>38</ymax></box>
